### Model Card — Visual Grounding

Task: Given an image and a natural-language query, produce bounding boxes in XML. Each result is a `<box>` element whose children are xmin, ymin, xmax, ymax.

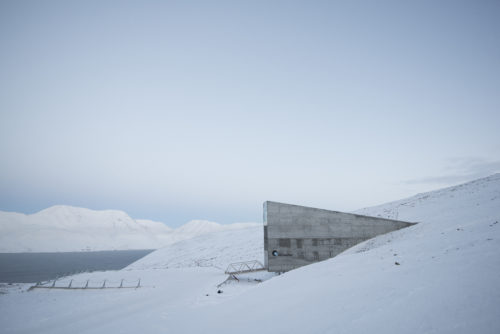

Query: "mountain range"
<box><xmin>0</xmin><ymin>205</ymin><xmax>258</xmax><ymax>252</ymax></box>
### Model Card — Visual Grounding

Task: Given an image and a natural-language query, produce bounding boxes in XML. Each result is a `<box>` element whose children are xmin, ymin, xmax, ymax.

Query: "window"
<box><xmin>279</xmin><ymin>238</ymin><xmax>291</xmax><ymax>248</ymax></box>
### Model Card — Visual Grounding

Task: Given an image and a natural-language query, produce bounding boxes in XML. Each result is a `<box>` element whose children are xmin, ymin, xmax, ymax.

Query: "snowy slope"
<box><xmin>355</xmin><ymin>173</ymin><xmax>500</xmax><ymax>223</ymax></box>
<box><xmin>127</xmin><ymin>225</ymin><xmax>263</xmax><ymax>271</ymax></box>
<box><xmin>164</xmin><ymin>173</ymin><xmax>498</xmax><ymax>334</ymax></box>
<box><xmin>133</xmin><ymin>173</ymin><xmax>500</xmax><ymax>333</ymax></box>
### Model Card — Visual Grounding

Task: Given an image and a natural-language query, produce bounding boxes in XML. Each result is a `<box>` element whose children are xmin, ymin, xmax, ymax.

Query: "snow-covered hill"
<box><xmin>167</xmin><ymin>173</ymin><xmax>498</xmax><ymax>334</ymax></box>
<box><xmin>355</xmin><ymin>173</ymin><xmax>500</xmax><ymax>224</ymax></box>
<box><xmin>127</xmin><ymin>225</ymin><xmax>263</xmax><ymax>271</ymax></box>
<box><xmin>0</xmin><ymin>206</ymin><xmax>258</xmax><ymax>252</ymax></box>
<box><xmin>2</xmin><ymin>174</ymin><xmax>499</xmax><ymax>334</ymax></box>
<box><xmin>129</xmin><ymin>174</ymin><xmax>500</xmax><ymax>272</ymax></box>
<box><xmin>175</xmin><ymin>219</ymin><xmax>259</xmax><ymax>236</ymax></box>
<box><xmin>129</xmin><ymin>173</ymin><xmax>499</xmax><ymax>334</ymax></box>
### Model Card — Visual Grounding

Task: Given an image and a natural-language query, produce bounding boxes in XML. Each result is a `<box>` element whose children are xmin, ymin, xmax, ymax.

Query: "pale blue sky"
<box><xmin>1</xmin><ymin>1</ymin><xmax>499</xmax><ymax>226</ymax></box>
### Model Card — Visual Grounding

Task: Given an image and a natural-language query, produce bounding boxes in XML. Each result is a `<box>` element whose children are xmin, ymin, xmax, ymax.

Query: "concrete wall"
<box><xmin>264</xmin><ymin>201</ymin><xmax>416</xmax><ymax>272</ymax></box>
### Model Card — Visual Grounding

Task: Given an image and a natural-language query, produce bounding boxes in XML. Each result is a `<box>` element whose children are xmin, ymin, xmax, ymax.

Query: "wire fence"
<box><xmin>30</xmin><ymin>278</ymin><xmax>141</xmax><ymax>290</ymax></box>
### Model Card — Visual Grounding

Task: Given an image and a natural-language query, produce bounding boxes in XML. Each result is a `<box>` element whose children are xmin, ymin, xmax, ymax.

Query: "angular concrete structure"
<box><xmin>264</xmin><ymin>201</ymin><xmax>416</xmax><ymax>272</ymax></box>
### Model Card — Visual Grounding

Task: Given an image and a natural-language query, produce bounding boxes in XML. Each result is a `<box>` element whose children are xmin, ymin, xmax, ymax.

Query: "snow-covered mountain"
<box><xmin>174</xmin><ymin>219</ymin><xmax>259</xmax><ymax>238</ymax></box>
<box><xmin>0</xmin><ymin>206</ymin><xmax>258</xmax><ymax>252</ymax></box>
<box><xmin>135</xmin><ymin>219</ymin><xmax>174</xmax><ymax>234</ymax></box>
<box><xmin>0</xmin><ymin>206</ymin><xmax>169</xmax><ymax>252</ymax></box>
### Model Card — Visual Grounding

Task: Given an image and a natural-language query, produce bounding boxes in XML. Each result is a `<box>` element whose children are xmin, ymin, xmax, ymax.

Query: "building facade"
<box><xmin>264</xmin><ymin>201</ymin><xmax>416</xmax><ymax>272</ymax></box>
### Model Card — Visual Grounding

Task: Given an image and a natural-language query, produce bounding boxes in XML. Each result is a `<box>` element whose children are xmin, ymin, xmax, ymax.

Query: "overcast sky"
<box><xmin>1</xmin><ymin>1</ymin><xmax>499</xmax><ymax>227</ymax></box>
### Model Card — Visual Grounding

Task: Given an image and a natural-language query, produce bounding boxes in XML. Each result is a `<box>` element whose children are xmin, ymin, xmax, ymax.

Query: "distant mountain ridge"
<box><xmin>0</xmin><ymin>205</ymin><xmax>258</xmax><ymax>253</ymax></box>
<box><xmin>3</xmin><ymin>174</ymin><xmax>498</xmax><ymax>253</ymax></box>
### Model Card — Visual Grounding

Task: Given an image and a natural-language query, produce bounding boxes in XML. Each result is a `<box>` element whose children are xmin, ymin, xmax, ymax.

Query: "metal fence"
<box><xmin>30</xmin><ymin>278</ymin><xmax>141</xmax><ymax>290</ymax></box>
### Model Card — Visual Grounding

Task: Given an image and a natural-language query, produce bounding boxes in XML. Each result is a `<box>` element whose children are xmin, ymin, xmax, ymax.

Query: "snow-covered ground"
<box><xmin>0</xmin><ymin>205</ymin><xmax>258</xmax><ymax>252</ymax></box>
<box><xmin>127</xmin><ymin>225</ymin><xmax>263</xmax><ymax>271</ymax></box>
<box><xmin>1</xmin><ymin>174</ymin><xmax>499</xmax><ymax>334</ymax></box>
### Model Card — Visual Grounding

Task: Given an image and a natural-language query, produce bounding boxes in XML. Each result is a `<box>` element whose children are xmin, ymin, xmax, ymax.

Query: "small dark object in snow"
<box><xmin>217</xmin><ymin>290</ymin><xmax>223</xmax><ymax>294</ymax></box>
<box><xmin>206</xmin><ymin>294</ymin><xmax>209</xmax><ymax>296</ymax></box>
<box><xmin>393</xmin><ymin>253</ymin><xmax>397</xmax><ymax>256</ymax></box>
<box><xmin>395</xmin><ymin>262</ymin><xmax>400</xmax><ymax>265</ymax></box>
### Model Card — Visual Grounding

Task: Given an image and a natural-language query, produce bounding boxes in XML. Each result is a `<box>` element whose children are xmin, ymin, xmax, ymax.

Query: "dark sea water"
<box><xmin>0</xmin><ymin>250</ymin><xmax>154</xmax><ymax>283</ymax></box>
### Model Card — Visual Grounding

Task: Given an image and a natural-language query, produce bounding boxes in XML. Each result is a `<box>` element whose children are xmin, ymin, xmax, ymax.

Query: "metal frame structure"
<box><xmin>224</xmin><ymin>260</ymin><xmax>265</xmax><ymax>275</ymax></box>
<box><xmin>217</xmin><ymin>260</ymin><xmax>266</xmax><ymax>287</ymax></box>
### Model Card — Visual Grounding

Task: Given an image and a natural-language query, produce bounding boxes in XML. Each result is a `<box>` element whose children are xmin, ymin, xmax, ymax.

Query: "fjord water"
<box><xmin>0</xmin><ymin>250</ymin><xmax>154</xmax><ymax>283</ymax></box>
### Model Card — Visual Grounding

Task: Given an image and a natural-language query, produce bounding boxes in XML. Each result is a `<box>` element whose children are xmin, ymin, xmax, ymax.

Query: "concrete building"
<box><xmin>264</xmin><ymin>201</ymin><xmax>416</xmax><ymax>272</ymax></box>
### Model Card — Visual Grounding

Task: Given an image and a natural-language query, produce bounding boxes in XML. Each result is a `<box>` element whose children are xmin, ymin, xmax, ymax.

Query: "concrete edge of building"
<box><xmin>264</xmin><ymin>200</ymin><xmax>419</xmax><ymax>226</ymax></box>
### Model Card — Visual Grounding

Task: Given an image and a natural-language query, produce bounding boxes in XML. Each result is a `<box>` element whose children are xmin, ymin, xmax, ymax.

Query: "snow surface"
<box><xmin>1</xmin><ymin>174</ymin><xmax>499</xmax><ymax>334</ymax></box>
<box><xmin>0</xmin><ymin>206</ymin><xmax>258</xmax><ymax>252</ymax></box>
<box><xmin>127</xmin><ymin>225</ymin><xmax>263</xmax><ymax>271</ymax></box>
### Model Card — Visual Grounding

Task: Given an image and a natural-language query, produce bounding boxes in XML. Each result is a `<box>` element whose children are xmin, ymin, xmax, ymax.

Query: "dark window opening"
<box><xmin>279</xmin><ymin>238</ymin><xmax>291</xmax><ymax>248</ymax></box>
